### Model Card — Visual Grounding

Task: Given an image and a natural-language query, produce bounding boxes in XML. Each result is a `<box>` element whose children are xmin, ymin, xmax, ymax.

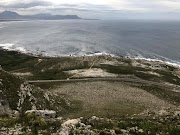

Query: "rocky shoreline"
<box><xmin>1</xmin><ymin>47</ymin><xmax>180</xmax><ymax>70</ymax></box>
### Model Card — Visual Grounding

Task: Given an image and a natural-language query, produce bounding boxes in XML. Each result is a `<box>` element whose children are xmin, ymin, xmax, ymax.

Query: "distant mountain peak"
<box><xmin>1</xmin><ymin>10</ymin><xmax>20</xmax><ymax>16</ymax></box>
<box><xmin>0</xmin><ymin>11</ymin><xmax>81</xmax><ymax>20</ymax></box>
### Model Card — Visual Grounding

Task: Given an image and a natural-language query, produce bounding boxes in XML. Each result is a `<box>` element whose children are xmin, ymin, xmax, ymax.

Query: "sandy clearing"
<box><xmin>64</xmin><ymin>68</ymin><xmax>118</xmax><ymax>78</ymax></box>
<box><xmin>12</xmin><ymin>72</ymin><xmax>33</xmax><ymax>76</ymax></box>
<box><xmin>136</xmin><ymin>71</ymin><xmax>161</xmax><ymax>77</ymax></box>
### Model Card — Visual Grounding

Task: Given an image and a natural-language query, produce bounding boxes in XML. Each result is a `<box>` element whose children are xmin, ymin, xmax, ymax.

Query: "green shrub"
<box><xmin>169</xmin><ymin>128</ymin><xmax>180</xmax><ymax>135</ymax></box>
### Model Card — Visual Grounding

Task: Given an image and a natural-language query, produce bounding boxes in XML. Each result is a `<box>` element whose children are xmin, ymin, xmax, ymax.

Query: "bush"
<box><xmin>170</xmin><ymin>128</ymin><xmax>180</xmax><ymax>135</ymax></box>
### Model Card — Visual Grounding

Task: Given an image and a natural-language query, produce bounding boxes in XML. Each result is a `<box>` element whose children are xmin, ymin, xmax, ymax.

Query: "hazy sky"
<box><xmin>0</xmin><ymin>0</ymin><xmax>180</xmax><ymax>19</ymax></box>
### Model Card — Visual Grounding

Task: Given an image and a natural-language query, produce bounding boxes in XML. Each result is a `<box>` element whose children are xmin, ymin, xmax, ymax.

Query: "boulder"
<box><xmin>62</xmin><ymin>119</ymin><xmax>80</xmax><ymax>127</ymax></box>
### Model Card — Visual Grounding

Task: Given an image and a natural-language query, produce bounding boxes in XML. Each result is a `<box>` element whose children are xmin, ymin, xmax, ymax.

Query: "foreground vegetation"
<box><xmin>0</xmin><ymin>108</ymin><xmax>180</xmax><ymax>135</ymax></box>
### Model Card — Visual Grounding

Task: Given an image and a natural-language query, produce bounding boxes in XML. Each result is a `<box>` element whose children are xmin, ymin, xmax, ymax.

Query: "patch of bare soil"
<box><xmin>12</xmin><ymin>72</ymin><xmax>33</xmax><ymax>77</ymax></box>
<box><xmin>64</xmin><ymin>68</ymin><xmax>118</xmax><ymax>78</ymax></box>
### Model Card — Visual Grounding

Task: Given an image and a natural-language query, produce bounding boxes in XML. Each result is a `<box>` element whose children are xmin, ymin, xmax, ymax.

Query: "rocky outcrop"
<box><xmin>25</xmin><ymin>110</ymin><xmax>56</xmax><ymax>118</ymax></box>
<box><xmin>17</xmin><ymin>82</ymin><xmax>37</xmax><ymax>111</ymax></box>
<box><xmin>0</xmin><ymin>100</ymin><xmax>12</xmax><ymax>115</ymax></box>
<box><xmin>61</xmin><ymin>119</ymin><xmax>80</xmax><ymax>127</ymax></box>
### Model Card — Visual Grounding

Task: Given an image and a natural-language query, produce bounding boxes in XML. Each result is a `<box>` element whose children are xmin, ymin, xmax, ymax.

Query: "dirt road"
<box><xmin>27</xmin><ymin>77</ymin><xmax>180</xmax><ymax>90</ymax></box>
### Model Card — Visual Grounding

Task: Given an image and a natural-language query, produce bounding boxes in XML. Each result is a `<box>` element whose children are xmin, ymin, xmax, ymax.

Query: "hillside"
<box><xmin>0</xmin><ymin>49</ymin><xmax>180</xmax><ymax>134</ymax></box>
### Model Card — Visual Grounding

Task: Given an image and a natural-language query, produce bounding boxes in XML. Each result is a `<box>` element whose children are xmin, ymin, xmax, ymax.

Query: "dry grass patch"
<box><xmin>50</xmin><ymin>81</ymin><xmax>172</xmax><ymax>118</ymax></box>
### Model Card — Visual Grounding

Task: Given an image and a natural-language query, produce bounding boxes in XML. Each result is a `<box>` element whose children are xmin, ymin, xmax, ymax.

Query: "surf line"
<box><xmin>67</xmin><ymin>61</ymin><xmax>96</xmax><ymax>80</ymax></box>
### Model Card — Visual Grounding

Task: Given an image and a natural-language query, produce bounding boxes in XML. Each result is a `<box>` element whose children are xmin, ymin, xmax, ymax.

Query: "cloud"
<box><xmin>0</xmin><ymin>0</ymin><xmax>52</xmax><ymax>8</ymax></box>
<box><xmin>0</xmin><ymin>0</ymin><xmax>180</xmax><ymax>19</ymax></box>
<box><xmin>160</xmin><ymin>0</ymin><xmax>180</xmax><ymax>9</ymax></box>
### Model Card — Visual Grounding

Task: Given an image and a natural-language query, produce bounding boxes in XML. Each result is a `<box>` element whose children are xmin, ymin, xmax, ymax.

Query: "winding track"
<box><xmin>27</xmin><ymin>77</ymin><xmax>180</xmax><ymax>90</ymax></box>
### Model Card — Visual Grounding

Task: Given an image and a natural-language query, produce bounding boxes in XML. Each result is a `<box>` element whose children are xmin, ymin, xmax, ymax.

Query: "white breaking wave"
<box><xmin>15</xmin><ymin>47</ymin><xmax>26</xmax><ymax>53</ymax></box>
<box><xmin>133</xmin><ymin>56</ymin><xmax>180</xmax><ymax>68</ymax></box>
<box><xmin>0</xmin><ymin>43</ymin><xmax>180</xmax><ymax>68</ymax></box>
<box><xmin>126</xmin><ymin>50</ymin><xmax>180</xmax><ymax>68</ymax></box>
<box><xmin>0</xmin><ymin>43</ymin><xmax>14</xmax><ymax>50</ymax></box>
<box><xmin>0</xmin><ymin>24</ymin><xmax>4</xmax><ymax>29</ymax></box>
<box><xmin>86</xmin><ymin>52</ymin><xmax>116</xmax><ymax>57</ymax></box>
<box><xmin>0</xmin><ymin>43</ymin><xmax>26</xmax><ymax>53</ymax></box>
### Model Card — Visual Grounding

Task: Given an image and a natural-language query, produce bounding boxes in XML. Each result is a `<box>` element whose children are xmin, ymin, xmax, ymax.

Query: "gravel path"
<box><xmin>28</xmin><ymin>77</ymin><xmax>180</xmax><ymax>90</ymax></box>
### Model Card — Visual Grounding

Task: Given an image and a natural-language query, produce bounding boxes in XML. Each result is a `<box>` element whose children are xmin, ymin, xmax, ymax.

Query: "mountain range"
<box><xmin>0</xmin><ymin>11</ymin><xmax>81</xmax><ymax>20</ymax></box>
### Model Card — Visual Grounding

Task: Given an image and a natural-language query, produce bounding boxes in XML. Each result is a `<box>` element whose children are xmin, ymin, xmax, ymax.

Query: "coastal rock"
<box><xmin>25</xmin><ymin>110</ymin><xmax>56</xmax><ymax>118</ymax></box>
<box><xmin>174</xmin><ymin>111</ymin><xmax>180</xmax><ymax>116</ymax></box>
<box><xmin>62</xmin><ymin>119</ymin><xmax>80</xmax><ymax>127</ymax></box>
<box><xmin>17</xmin><ymin>82</ymin><xmax>38</xmax><ymax>111</ymax></box>
<box><xmin>138</xmin><ymin>129</ymin><xmax>144</xmax><ymax>133</ymax></box>
<box><xmin>121</xmin><ymin>129</ymin><xmax>129</xmax><ymax>134</ymax></box>
<box><xmin>0</xmin><ymin>100</ymin><xmax>12</xmax><ymax>115</ymax></box>
<box><xmin>91</xmin><ymin>116</ymin><xmax>100</xmax><ymax>120</ymax></box>
<box><xmin>158</xmin><ymin>110</ymin><xmax>168</xmax><ymax>116</ymax></box>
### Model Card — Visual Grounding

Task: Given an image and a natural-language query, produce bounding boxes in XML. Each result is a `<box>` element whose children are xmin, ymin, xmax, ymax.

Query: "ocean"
<box><xmin>0</xmin><ymin>20</ymin><xmax>180</xmax><ymax>66</ymax></box>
